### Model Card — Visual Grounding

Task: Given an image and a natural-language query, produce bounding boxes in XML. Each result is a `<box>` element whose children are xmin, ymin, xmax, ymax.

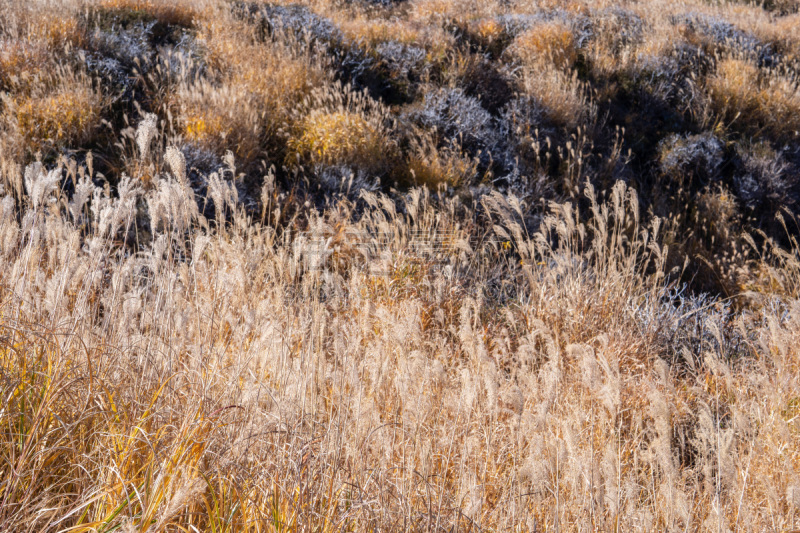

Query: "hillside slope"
<box><xmin>1</xmin><ymin>0</ymin><xmax>800</xmax><ymax>530</ymax></box>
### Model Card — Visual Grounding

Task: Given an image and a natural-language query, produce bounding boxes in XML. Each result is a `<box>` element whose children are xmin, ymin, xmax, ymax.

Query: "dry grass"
<box><xmin>512</xmin><ymin>21</ymin><xmax>578</xmax><ymax>70</ymax></box>
<box><xmin>406</xmin><ymin>134</ymin><xmax>479</xmax><ymax>187</ymax></box>
<box><xmin>286</xmin><ymin>83</ymin><xmax>397</xmax><ymax>179</ymax></box>
<box><xmin>1</xmin><ymin>0</ymin><xmax>800</xmax><ymax>530</ymax></box>
<box><xmin>33</xmin><ymin>12</ymin><xmax>87</xmax><ymax>49</ymax></box>
<box><xmin>177</xmin><ymin>82</ymin><xmax>265</xmax><ymax>167</ymax></box>
<box><xmin>0</xmin><ymin>41</ymin><xmax>50</xmax><ymax>90</ymax></box>
<box><xmin>4</xmin><ymin>71</ymin><xmax>104</xmax><ymax>158</ymax></box>
<box><xmin>520</xmin><ymin>66</ymin><xmax>592</xmax><ymax>130</ymax></box>
<box><xmin>179</xmin><ymin>14</ymin><xmax>328</xmax><ymax>168</ymax></box>
<box><xmin>1</xmin><ymin>164</ymin><xmax>799</xmax><ymax>530</ymax></box>
<box><xmin>95</xmin><ymin>0</ymin><xmax>200</xmax><ymax>27</ymax></box>
<box><xmin>708</xmin><ymin>57</ymin><xmax>800</xmax><ymax>140</ymax></box>
<box><xmin>290</xmin><ymin>110</ymin><xmax>386</xmax><ymax>169</ymax></box>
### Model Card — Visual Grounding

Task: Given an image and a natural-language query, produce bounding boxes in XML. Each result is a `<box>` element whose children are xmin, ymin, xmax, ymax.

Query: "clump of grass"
<box><xmin>179</xmin><ymin>13</ymin><xmax>328</xmax><ymax>169</ymax></box>
<box><xmin>511</xmin><ymin>21</ymin><xmax>578</xmax><ymax>70</ymax></box>
<box><xmin>5</xmin><ymin>71</ymin><xmax>104</xmax><ymax>158</ymax></box>
<box><xmin>0</xmin><ymin>41</ymin><xmax>49</xmax><ymax>90</ymax></box>
<box><xmin>519</xmin><ymin>65</ymin><xmax>592</xmax><ymax>130</ymax></box>
<box><xmin>95</xmin><ymin>0</ymin><xmax>200</xmax><ymax>28</ymax></box>
<box><xmin>291</xmin><ymin>110</ymin><xmax>384</xmax><ymax>166</ymax></box>
<box><xmin>584</xmin><ymin>7</ymin><xmax>644</xmax><ymax>78</ymax></box>
<box><xmin>177</xmin><ymin>83</ymin><xmax>264</xmax><ymax>167</ymax></box>
<box><xmin>707</xmin><ymin>56</ymin><xmax>800</xmax><ymax>140</ymax></box>
<box><xmin>460</xmin><ymin>17</ymin><xmax>512</xmax><ymax>57</ymax></box>
<box><xmin>406</xmin><ymin>133</ymin><xmax>479</xmax><ymax>187</ymax></box>
<box><xmin>696</xmin><ymin>184</ymin><xmax>741</xmax><ymax>247</ymax></box>
<box><xmin>287</xmin><ymin>82</ymin><xmax>397</xmax><ymax>180</ymax></box>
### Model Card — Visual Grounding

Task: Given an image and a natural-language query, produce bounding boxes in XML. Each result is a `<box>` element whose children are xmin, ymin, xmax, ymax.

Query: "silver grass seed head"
<box><xmin>165</xmin><ymin>146</ymin><xmax>187</xmax><ymax>184</ymax></box>
<box><xmin>136</xmin><ymin>113</ymin><xmax>158</xmax><ymax>161</ymax></box>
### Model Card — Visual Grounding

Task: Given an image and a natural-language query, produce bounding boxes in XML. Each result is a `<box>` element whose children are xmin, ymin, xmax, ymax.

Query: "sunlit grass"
<box><xmin>1</xmin><ymin>0</ymin><xmax>800</xmax><ymax>530</ymax></box>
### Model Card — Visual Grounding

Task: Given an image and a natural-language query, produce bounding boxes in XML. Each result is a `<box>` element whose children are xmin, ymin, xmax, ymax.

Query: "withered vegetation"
<box><xmin>1</xmin><ymin>0</ymin><xmax>800</xmax><ymax>530</ymax></box>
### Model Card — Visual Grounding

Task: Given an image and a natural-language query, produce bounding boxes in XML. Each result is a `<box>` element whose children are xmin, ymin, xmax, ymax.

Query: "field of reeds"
<box><xmin>1</xmin><ymin>0</ymin><xmax>800</xmax><ymax>530</ymax></box>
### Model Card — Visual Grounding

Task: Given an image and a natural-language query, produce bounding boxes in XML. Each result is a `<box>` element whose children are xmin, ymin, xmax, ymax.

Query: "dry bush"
<box><xmin>511</xmin><ymin>21</ymin><xmax>578</xmax><ymax>70</ymax></box>
<box><xmin>406</xmin><ymin>133</ymin><xmax>479</xmax><ymax>187</ymax></box>
<box><xmin>2</xmin><ymin>70</ymin><xmax>105</xmax><ymax>158</ymax></box>
<box><xmin>707</xmin><ymin>56</ymin><xmax>800</xmax><ymax>140</ymax></box>
<box><xmin>287</xmin><ymin>83</ymin><xmax>397</xmax><ymax>179</ymax></box>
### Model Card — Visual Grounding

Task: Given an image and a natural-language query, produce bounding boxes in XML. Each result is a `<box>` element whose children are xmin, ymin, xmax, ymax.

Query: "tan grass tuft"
<box><xmin>8</xmin><ymin>75</ymin><xmax>104</xmax><ymax>157</ymax></box>
<box><xmin>708</xmin><ymin>57</ymin><xmax>800</xmax><ymax>139</ymax></box>
<box><xmin>512</xmin><ymin>21</ymin><xmax>578</xmax><ymax>70</ymax></box>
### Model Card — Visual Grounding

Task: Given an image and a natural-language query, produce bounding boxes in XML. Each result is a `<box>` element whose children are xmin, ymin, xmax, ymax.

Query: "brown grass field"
<box><xmin>1</xmin><ymin>0</ymin><xmax>800</xmax><ymax>530</ymax></box>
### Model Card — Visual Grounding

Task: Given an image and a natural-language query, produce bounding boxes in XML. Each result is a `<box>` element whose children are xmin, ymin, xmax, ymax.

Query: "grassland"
<box><xmin>1</xmin><ymin>0</ymin><xmax>800</xmax><ymax>530</ymax></box>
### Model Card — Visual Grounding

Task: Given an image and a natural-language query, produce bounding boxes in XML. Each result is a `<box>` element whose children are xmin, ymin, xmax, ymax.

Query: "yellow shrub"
<box><xmin>13</xmin><ymin>85</ymin><xmax>102</xmax><ymax>155</ymax></box>
<box><xmin>708</xmin><ymin>57</ymin><xmax>800</xmax><ymax>139</ymax></box>
<box><xmin>196</xmin><ymin>16</ymin><xmax>326</xmax><ymax>119</ymax></box>
<box><xmin>513</xmin><ymin>22</ymin><xmax>578</xmax><ymax>70</ymax></box>
<box><xmin>183</xmin><ymin>114</ymin><xmax>225</xmax><ymax>144</ymax></box>
<box><xmin>289</xmin><ymin>110</ymin><xmax>388</xmax><ymax>171</ymax></box>
<box><xmin>285</xmin><ymin>81</ymin><xmax>399</xmax><ymax>179</ymax></box>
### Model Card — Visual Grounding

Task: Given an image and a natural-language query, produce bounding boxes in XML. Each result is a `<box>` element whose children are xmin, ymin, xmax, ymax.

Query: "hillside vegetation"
<box><xmin>1</xmin><ymin>0</ymin><xmax>800</xmax><ymax>530</ymax></box>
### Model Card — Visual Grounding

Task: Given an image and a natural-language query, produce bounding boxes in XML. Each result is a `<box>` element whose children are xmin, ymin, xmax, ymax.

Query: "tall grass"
<box><xmin>1</xmin><ymin>0</ymin><xmax>800</xmax><ymax>530</ymax></box>
<box><xmin>0</xmin><ymin>147</ymin><xmax>798</xmax><ymax>530</ymax></box>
